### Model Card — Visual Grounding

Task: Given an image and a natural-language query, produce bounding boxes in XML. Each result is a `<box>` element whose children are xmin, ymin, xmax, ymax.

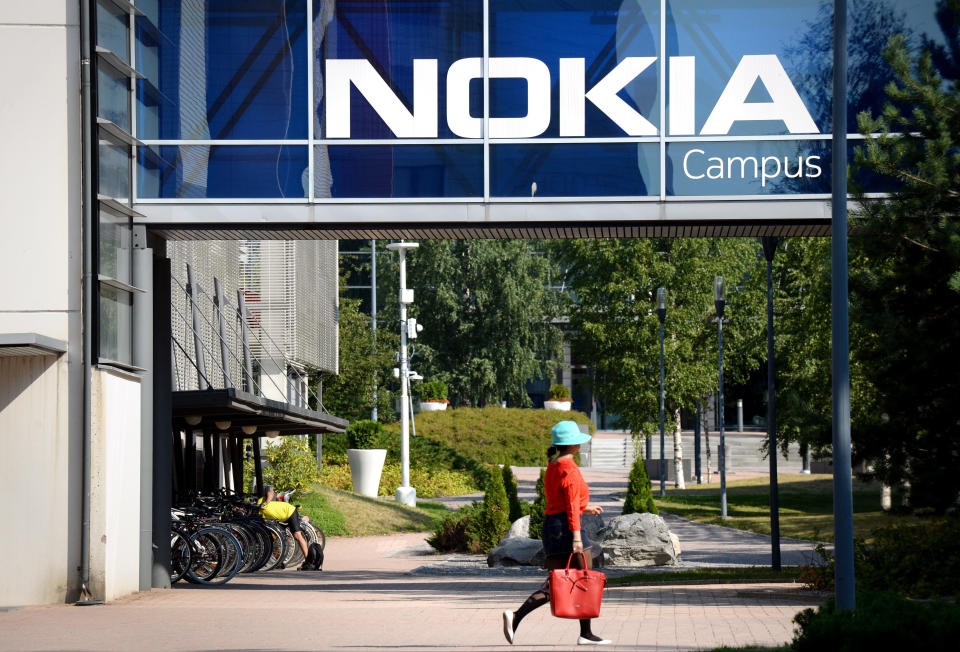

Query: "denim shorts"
<box><xmin>542</xmin><ymin>511</ymin><xmax>591</xmax><ymax>558</ymax></box>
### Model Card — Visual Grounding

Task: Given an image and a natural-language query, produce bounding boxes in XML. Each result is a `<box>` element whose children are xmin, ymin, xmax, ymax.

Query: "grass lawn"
<box><xmin>294</xmin><ymin>485</ymin><xmax>451</xmax><ymax>537</ymax></box>
<box><xmin>608</xmin><ymin>566</ymin><xmax>803</xmax><ymax>586</ymax></box>
<box><xmin>654</xmin><ymin>474</ymin><xmax>924</xmax><ymax>542</ymax></box>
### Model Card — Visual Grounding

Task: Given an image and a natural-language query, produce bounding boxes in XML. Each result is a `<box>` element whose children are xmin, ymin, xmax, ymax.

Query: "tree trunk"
<box><xmin>673</xmin><ymin>407</ymin><xmax>685</xmax><ymax>489</ymax></box>
<box><xmin>881</xmin><ymin>484</ymin><xmax>892</xmax><ymax>511</ymax></box>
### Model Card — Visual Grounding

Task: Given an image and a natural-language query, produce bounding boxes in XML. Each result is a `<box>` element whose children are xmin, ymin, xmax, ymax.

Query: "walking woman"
<box><xmin>502</xmin><ymin>420</ymin><xmax>612</xmax><ymax>646</ymax></box>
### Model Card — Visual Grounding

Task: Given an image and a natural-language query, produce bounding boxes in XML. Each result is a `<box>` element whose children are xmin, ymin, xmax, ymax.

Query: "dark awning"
<box><xmin>172</xmin><ymin>387</ymin><xmax>348</xmax><ymax>435</ymax></box>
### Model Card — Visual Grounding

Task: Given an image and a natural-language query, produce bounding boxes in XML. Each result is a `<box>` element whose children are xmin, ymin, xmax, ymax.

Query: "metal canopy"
<box><xmin>0</xmin><ymin>333</ymin><xmax>69</xmax><ymax>357</ymax></box>
<box><xmin>172</xmin><ymin>387</ymin><xmax>348</xmax><ymax>435</ymax></box>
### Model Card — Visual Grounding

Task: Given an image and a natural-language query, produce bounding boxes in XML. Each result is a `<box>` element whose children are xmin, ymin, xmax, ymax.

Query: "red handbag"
<box><xmin>549</xmin><ymin>552</ymin><xmax>606</xmax><ymax>619</ymax></box>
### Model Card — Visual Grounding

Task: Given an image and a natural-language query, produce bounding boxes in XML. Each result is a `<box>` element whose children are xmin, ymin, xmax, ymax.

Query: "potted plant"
<box><xmin>419</xmin><ymin>380</ymin><xmax>450</xmax><ymax>411</ymax></box>
<box><xmin>346</xmin><ymin>420</ymin><xmax>387</xmax><ymax>497</ymax></box>
<box><xmin>544</xmin><ymin>384</ymin><xmax>573</xmax><ymax>411</ymax></box>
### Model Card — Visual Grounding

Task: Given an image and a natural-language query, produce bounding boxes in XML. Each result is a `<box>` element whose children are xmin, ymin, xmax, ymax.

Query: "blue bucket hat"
<box><xmin>551</xmin><ymin>420</ymin><xmax>591</xmax><ymax>446</ymax></box>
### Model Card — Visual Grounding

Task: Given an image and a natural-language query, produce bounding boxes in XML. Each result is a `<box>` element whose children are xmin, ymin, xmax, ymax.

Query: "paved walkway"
<box><xmin>0</xmin><ymin>467</ymin><xmax>825</xmax><ymax>651</ymax></box>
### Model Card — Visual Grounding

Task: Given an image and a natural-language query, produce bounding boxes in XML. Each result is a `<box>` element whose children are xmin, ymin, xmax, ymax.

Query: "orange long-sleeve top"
<box><xmin>544</xmin><ymin>455</ymin><xmax>590</xmax><ymax>532</ymax></box>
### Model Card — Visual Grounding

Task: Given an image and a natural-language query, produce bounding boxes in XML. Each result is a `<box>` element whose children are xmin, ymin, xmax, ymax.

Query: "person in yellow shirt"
<box><xmin>258</xmin><ymin>486</ymin><xmax>314</xmax><ymax>569</ymax></box>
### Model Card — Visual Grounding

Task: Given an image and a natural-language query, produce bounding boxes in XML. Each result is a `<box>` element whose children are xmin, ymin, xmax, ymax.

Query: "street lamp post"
<box><xmin>714</xmin><ymin>276</ymin><xmax>727</xmax><ymax>518</ymax></box>
<box><xmin>761</xmin><ymin>236</ymin><xmax>782</xmax><ymax>571</ymax></box>
<box><xmin>657</xmin><ymin>287</ymin><xmax>667</xmax><ymax>497</ymax></box>
<box><xmin>386</xmin><ymin>241</ymin><xmax>419</xmax><ymax>507</ymax></box>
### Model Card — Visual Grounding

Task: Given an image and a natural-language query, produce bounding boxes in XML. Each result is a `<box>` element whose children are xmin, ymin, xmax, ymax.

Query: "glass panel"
<box><xmin>98</xmin><ymin>65</ymin><xmax>131</xmax><ymax>131</ymax></box>
<box><xmin>319</xmin><ymin>0</ymin><xmax>483</xmax><ymax>139</ymax></box>
<box><xmin>99</xmin><ymin>210</ymin><xmax>132</xmax><ymax>284</ymax></box>
<box><xmin>490</xmin><ymin>0</ymin><xmax>660</xmax><ymax>139</ymax></box>
<box><xmin>666</xmin><ymin>140</ymin><xmax>831</xmax><ymax>196</ymax></box>
<box><xmin>99</xmin><ymin>143</ymin><xmax>131</xmax><ymax>200</ymax></box>
<box><xmin>322</xmin><ymin>145</ymin><xmax>483</xmax><ymax>198</ymax></box>
<box><xmin>491</xmin><ymin>143</ymin><xmax>659</xmax><ymax>197</ymax></box>
<box><xmin>97</xmin><ymin>0</ymin><xmax>130</xmax><ymax>62</ymax></box>
<box><xmin>148</xmin><ymin>0</ymin><xmax>308</xmax><ymax>140</ymax></box>
<box><xmin>138</xmin><ymin>145</ymin><xmax>308</xmax><ymax>198</ymax></box>
<box><xmin>99</xmin><ymin>285</ymin><xmax>133</xmax><ymax>364</ymax></box>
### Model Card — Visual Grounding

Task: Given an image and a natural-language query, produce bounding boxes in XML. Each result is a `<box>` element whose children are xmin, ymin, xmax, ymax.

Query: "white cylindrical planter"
<box><xmin>420</xmin><ymin>401</ymin><xmax>447</xmax><ymax>411</ymax></box>
<box><xmin>347</xmin><ymin>448</ymin><xmax>387</xmax><ymax>497</ymax></box>
<box><xmin>544</xmin><ymin>400</ymin><xmax>572</xmax><ymax>411</ymax></box>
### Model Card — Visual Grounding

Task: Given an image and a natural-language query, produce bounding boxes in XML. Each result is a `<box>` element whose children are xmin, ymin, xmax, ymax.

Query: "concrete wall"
<box><xmin>89</xmin><ymin>367</ymin><xmax>142</xmax><ymax>602</ymax></box>
<box><xmin>0</xmin><ymin>2</ymin><xmax>83</xmax><ymax>606</ymax></box>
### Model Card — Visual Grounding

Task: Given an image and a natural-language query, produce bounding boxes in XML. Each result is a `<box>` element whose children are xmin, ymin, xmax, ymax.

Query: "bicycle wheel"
<box><xmin>187</xmin><ymin>527</ymin><xmax>242</xmax><ymax>585</ymax></box>
<box><xmin>259</xmin><ymin>521</ymin><xmax>287</xmax><ymax>572</ymax></box>
<box><xmin>303</xmin><ymin>521</ymin><xmax>326</xmax><ymax>550</ymax></box>
<box><xmin>282</xmin><ymin>527</ymin><xmax>304</xmax><ymax>568</ymax></box>
<box><xmin>170</xmin><ymin>528</ymin><xmax>191</xmax><ymax>584</ymax></box>
<box><xmin>244</xmin><ymin>521</ymin><xmax>273</xmax><ymax>573</ymax></box>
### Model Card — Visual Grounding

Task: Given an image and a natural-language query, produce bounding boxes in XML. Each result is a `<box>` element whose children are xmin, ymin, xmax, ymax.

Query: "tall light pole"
<box><xmin>386</xmin><ymin>241</ymin><xmax>418</xmax><ymax>507</ymax></box>
<box><xmin>831</xmin><ymin>0</ymin><xmax>856</xmax><ymax>611</ymax></box>
<box><xmin>371</xmin><ymin>239</ymin><xmax>378</xmax><ymax>422</ymax></box>
<box><xmin>657</xmin><ymin>287</ymin><xmax>667</xmax><ymax>497</ymax></box>
<box><xmin>714</xmin><ymin>276</ymin><xmax>727</xmax><ymax>518</ymax></box>
<box><xmin>761</xmin><ymin>236</ymin><xmax>782</xmax><ymax>571</ymax></box>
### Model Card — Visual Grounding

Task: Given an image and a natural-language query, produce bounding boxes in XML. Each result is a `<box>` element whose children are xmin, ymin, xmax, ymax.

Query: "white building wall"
<box><xmin>0</xmin><ymin>2</ymin><xmax>83</xmax><ymax>607</ymax></box>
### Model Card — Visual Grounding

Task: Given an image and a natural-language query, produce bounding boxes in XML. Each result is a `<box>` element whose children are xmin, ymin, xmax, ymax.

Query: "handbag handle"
<box><xmin>565</xmin><ymin>551</ymin><xmax>587</xmax><ymax>571</ymax></box>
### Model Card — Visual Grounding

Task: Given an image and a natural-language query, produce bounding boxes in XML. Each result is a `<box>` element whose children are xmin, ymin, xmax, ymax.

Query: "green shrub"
<box><xmin>319</xmin><ymin>461</ymin><xmax>479</xmax><ymax>498</ymax></box>
<box><xmin>622</xmin><ymin>452</ymin><xmax>658</xmax><ymax>515</ymax></box>
<box><xmin>799</xmin><ymin>520</ymin><xmax>960</xmax><ymax>598</ymax></box>
<box><xmin>383</xmin><ymin>407</ymin><xmax>592</xmax><ymax>467</ymax></box>
<box><xmin>792</xmin><ymin>591</ymin><xmax>960</xmax><ymax>651</ymax></box>
<box><xmin>529</xmin><ymin>468</ymin><xmax>547</xmax><ymax>539</ymax></box>
<box><xmin>261</xmin><ymin>437</ymin><xmax>322</xmax><ymax>492</ymax></box>
<box><xmin>419</xmin><ymin>381</ymin><xmax>448</xmax><ymax>402</ymax></box>
<box><xmin>548</xmin><ymin>384</ymin><xmax>571</xmax><ymax>400</ymax></box>
<box><xmin>427</xmin><ymin>503</ymin><xmax>483</xmax><ymax>553</ymax></box>
<box><xmin>466</xmin><ymin>467</ymin><xmax>511</xmax><ymax>552</ymax></box>
<box><xmin>502</xmin><ymin>465</ymin><xmax>524</xmax><ymax>523</ymax></box>
<box><xmin>346</xmin><ymin>419</ymin><xmax>386</xmax><ymax>449</ymax></box>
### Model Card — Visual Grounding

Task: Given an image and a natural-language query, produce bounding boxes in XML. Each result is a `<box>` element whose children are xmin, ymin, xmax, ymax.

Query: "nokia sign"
<box><xmin>134</xmin><ymin>0</ymin><xmax>940</xmax><ymax>236</ymax></box>
<box><xmin>325</xmin><ymin>55</ymin><xmax>818</xmax><ymax>139</ymax></box>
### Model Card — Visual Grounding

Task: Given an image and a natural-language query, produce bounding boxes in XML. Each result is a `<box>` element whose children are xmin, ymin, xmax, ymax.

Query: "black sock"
<box><xmin>580</xmin><ymin>619</ymin><xmax>593</xmax><ymax>637</ymax></box>
<box><xmin>513</xmin><ymin>589</ymin><xmax>549</xmax><ymax>630</ymax></box>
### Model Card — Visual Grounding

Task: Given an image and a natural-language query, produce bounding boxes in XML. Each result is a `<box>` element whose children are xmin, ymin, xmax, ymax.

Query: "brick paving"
<box><xmin>0</xmin><ymin>530</ymin><xmax>821</xmax><ymax>652</ymax></box>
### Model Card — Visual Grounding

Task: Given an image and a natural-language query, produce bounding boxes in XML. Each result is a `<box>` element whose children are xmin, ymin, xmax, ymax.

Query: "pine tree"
<box><xmin>502</xmin><ymin>465</ymin><xmax>524</xmax><ymax>523</ymax></box>
<box><xmin>622</xmin><ymin>453</ymin><xmax>658</xmax><ymax>516</ymax></box>
<box><xmin>528</xmin><ymin>468</ymin><xmax>547</xmax><ymax>539</ymax></box>
<box><xmin>468</xmin><ymin>466</ymin><xmax>511</xmax><ymax>551</ymax></box>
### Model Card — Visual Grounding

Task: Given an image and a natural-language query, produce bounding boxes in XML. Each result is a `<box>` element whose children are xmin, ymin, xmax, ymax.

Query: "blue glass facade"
<box><xmin>135</xmin><ymin>0</ymin><xmax>945</xmax><ymax>201</ymax></box>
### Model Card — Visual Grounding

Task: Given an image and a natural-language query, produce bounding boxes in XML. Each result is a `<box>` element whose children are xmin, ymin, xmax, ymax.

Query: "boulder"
<box><xmin>488</xmin><ymin>537</ymin><xmax>544</xmax><ymax>567</ymax></box>
<box><xmin>601</xmin><ymin>513</ymin><xmax>680</xmax><ymax>566</ymax></box>
<box><xmin>503</xmin><ymin>515</ymin><xmax>530</xmax><ymax>540</ymax></box>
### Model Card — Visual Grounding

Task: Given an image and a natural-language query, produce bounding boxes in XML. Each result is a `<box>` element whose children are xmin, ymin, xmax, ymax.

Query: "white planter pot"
<box><xmin>420</xmin><ymin>401</ymin><xmax>448</xmax><ymax>411</ymax></box>
<box><xmin>347</xmin><ymin>448</ymin><xmax>387</xmax><ymax>497</ymax></box>
<box><xmin>544</xmin><ymin>400</ymin><xmax>572</xmax><ymax>411</ymax></box>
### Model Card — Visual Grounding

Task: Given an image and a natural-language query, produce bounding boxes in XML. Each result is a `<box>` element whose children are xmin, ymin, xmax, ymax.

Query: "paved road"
<box><xmin>0</xmin><ymin>531</ymin><xmax>820</xmax><ymax>652</ymax></box>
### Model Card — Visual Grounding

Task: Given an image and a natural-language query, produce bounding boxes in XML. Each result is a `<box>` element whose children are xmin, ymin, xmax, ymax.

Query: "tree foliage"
<box><xmin>320</xmin><ymin>294</ymin><xmax>398</xmax><ymax>422</ymax></box>
<box><xmin>528</xmin><ymin>468</ymin><xmax>547</xmax><ymax>539</ymax></box>
<box><xmin>380</xmin><ymin>240</ymin><xmax>563</xmax><ymax>407</ymax></box>
<box><xmin>556</xmin><ymin>238</ymin><xmax>765</xmax><ymax>439</ymax></box>
<box><xmin>848</xmin><ymin>2</ymin><xmax>960</xmax><ymax>509</ymax></box>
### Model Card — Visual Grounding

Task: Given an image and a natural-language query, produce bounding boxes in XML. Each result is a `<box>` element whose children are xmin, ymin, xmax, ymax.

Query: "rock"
<box><xmin>601</xmin><ymin>513</ymin><xmax>680</xmax><ymax>566</ymax></box>
<box><xmin>488</xmin><ymin>538</ymin><xmax>544</xmax><ymax>567</ymax></box>
<box><xmin>503</xmin><ymin>515</ymin><xmax>530</xmax><ymax>540</ymax></box>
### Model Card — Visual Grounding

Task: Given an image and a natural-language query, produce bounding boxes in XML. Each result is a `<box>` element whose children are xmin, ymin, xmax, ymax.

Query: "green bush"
<box><xmin>799</xmin><ymin>520</ymin><xmax>960</xmax><ymax>598</ymax></box>
<box><xmin>792</xmin><ymin>591</ymin><xmax>960</xmax><ymax>651</ymax></box>
<box><xmin>427</xmin><ymin>503</ymin><xmax>483</xmax><ymax>553</ymax></box>
<box><xmin>529</xmin><ymin>468</ymin><xmax>547</xmax><ymax>539</ymax></box>
<box><xmin>383</xmin><ymin>407</ymin><xmax>592</xmax><ymax>467</ymax></box>
<box><xmin>622</xmin><ymin>452</ymin><xmax>658</xmax><ymax>515</ymax></box>
<box><xmin>261</xmin><ymin>437</ymin><xmax>322</xmax><ymax>492</ymax></box>
<box><xmin>319</xmin><ymin>461</ymin><xmax>478</xmax><ymax>498</ymax></box>
<box><xmin>346</xmin><ymin>419</ymin><xmax>386</xmax><ymax>449</ymax></box>
<box><xmin>466</xmin><ymin>467</ymin><xmax>511</xmax><ymax>552</ymax></box>
<box><xmin>548</xmin><ymin>384</ymin><xmax>571</xmax><ymax>400</ymax></box>
<box><xmin>419</xmin><ymin>380</ymin><xmax>448</xmax><ymax>402</ymax></box>
<box><xmin>502</xmin><ymin>465</ymin><xmax>524</xmax><ymax>523</ymax></box>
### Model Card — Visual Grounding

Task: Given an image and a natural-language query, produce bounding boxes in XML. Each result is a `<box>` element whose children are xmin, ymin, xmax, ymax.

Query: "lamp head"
<box><xmin>714</xmin><ymin>276</ymin><xmax>726</xmax><ymax>318</ymax></box>
<box><xmin>656</xmin><ymin>287</ymin><xmax>667</xmax><ymax>322</ymax></box>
